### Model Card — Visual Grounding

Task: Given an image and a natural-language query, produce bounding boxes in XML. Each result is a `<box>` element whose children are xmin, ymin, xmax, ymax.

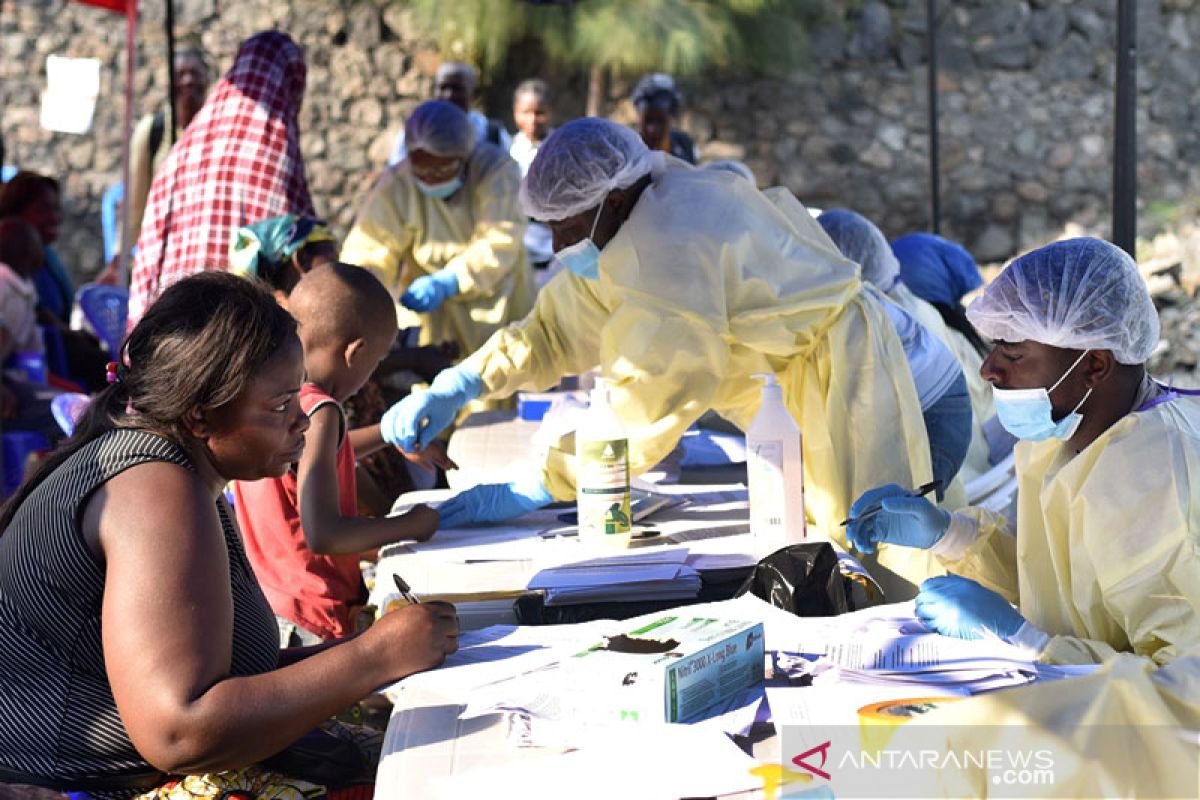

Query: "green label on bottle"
<box><xmin>578</xmin><ymin>438</ymin><xmax>631</xmax><ymax>536</ymax></box>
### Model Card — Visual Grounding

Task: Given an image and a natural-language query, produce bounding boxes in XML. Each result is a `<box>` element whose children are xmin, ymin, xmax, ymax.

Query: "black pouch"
<box><xmin>260</xmin><ymin>727</ymin><xmax>375</xmax><ymax>788</ymax></box>
<box><xmin>734</xmin><ymin>542</ymin><xmax>850</xmax><ymax>616</ymax></box>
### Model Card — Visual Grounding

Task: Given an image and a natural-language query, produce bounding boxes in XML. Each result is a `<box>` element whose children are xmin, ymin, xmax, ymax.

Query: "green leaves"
<box><xmin>404</xmin><ymin>0</ymin><xmax>825</xmax><ymax>79</ymax></box>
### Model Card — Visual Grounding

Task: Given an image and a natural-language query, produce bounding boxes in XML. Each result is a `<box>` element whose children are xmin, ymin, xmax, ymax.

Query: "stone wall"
<box><xmin>3</xmin><ymin>0</ymin><xmax>1199</xmax><ymax>284</ymax></box>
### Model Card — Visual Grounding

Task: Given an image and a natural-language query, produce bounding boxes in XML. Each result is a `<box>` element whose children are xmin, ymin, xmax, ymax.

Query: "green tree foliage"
<box><xmin>404</xmin><ymin>0</ymin><xmax>826</xmax><ymax>82</ymax></box>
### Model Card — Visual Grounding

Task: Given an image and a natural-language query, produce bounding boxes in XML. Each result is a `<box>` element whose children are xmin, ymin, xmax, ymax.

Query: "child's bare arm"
<box><xmin>348</xmin><ymin>423</ymin><xmax>387</xmax><ymax>459</ymax></box>
<box><xmin>298</xmin><ymin>406</ymin><xmax>440</xmax><ymax>553</ymax></box>
<box><xmin>401</xmin><ymin>439</ymin><xmax>458</xmax><ymax>474</ymax></box>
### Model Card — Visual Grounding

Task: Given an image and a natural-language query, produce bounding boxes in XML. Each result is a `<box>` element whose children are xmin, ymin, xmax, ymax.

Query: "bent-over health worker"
<box><xmin>382</xmin><ymin>118</ymin><xmax>951</xmax><ymax>600</ymax></box>
<box><xmin>847</xmin><ymin>237</ymin><xmax>1200</xmax><ymax>665</ymax></box>
<box><xmin>341</xmin><ymin>100</ymin><xmax>534</xmax><ymax>362</ymax></box>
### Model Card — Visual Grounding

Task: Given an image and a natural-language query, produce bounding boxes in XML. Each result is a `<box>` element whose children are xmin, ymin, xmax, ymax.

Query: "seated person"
<box><xmin>631</xmin><ymin>73</ymin><xmax>699</xmax><ymax>164</ymax></box>
<box><xmin>0</xmin><ymin>272</ymin><xmax>458</xmax><ymax>795</ymax></box>
<box><xmin>233</xmin><ymin>263</ymin><xmax>453</xmax><ymax>645</ymax></box>
<box><xmin>818</xmin><ymin>209</ymin><xmax>972</xmax><ymax>499</ymax></box>
<box><xmin>846</xmin><ymin>238</ymin><xmax>1198</xmax><ymax>666</ymax></box>
<box><xmin>0</xmin><ymin>218</ymin><xmax>56</xmax><ymax>438</ymax></box>
<box><xmin>0</xmin><ymin>171</ymin><xmax>109</xmax><ymax>391</ymax></box>
<box><xmin>229</xmin><ymin>213</ymin><xmax>339</xmax><ymax>304</ymax></box>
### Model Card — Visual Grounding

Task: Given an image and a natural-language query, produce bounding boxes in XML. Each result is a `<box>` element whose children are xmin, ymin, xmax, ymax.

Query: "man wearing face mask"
<box><xmin>381</xmin><ymin>118</ymin><xmax>948</xmax><ymax>602</ymax></box>
<box><xmin>341</xmin><ymin>100</ymin><xmax>533</xmax><ymax>362</ymax></box>
<box><xmin>846</xmin><ymin>238</ymin><xmax>1200</xmax><ymax>665</ymax></box>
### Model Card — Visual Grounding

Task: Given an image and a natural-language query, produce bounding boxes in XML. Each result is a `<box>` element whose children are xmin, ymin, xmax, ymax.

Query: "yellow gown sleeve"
<box><xmin>442</xmin><ymin>156</ymin><xmax>527</xmax><ymax>299</ymax></box>
<box><xmin>339</xmin><ymin>170</ymin><xmax>416</xmax><ymax>289</ymax></box>
<box><xmin>938</xmin><ymin>506</ymin><xmax>1020</xmax><ymax>603</ymax></box>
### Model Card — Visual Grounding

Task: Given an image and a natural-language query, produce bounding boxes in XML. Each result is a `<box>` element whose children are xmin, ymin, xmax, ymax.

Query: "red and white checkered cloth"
<box><xmin>129</xmin><ymin>31</ymin><xmax>316</xmax><ymax>327</ymax></box>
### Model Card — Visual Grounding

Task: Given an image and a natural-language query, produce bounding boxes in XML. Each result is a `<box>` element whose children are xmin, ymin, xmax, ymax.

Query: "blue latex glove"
<box><xmin>437</xmin><ymin>479</ymin><xmax>553</xmax><ymax>528</ymax></box>
<box><xmin>914</xmin><ymin>575</ymin><xmax>1026</xmax><ymax>641</ymax></box>
<box><xmin>845</xmin><ymin>483</ymin><xmax>950</xmax><ymax>554</ymax></box>
<box><xmin>381</xmin><ymin>365</ymin><xmax>483</xmax><ymax>451</ymax></box>
<box><xmin>401</xmin><ymin>269</ymin><xmax>460</xmax><ymax>312</ymax></box>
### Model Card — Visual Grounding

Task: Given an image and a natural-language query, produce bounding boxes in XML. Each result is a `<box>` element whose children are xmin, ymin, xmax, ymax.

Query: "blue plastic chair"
<box><xmin>2</xmin><ymin>430</ymin><xmax>49</xmax><ymax>498</ymax></box>
<box><xmin>101</xmin><ymin>182</ymin><xmax>124</xmax><ymax>264</ymax></box>
<box><xmin>51</xmin><ymin>392</ymin><xmax>91</xmax><ymax>437</ymax></box>
<box><xmin>77</xmin><ymin>284</ymin><xmax>129</xmax><ymax>357</ymax></box>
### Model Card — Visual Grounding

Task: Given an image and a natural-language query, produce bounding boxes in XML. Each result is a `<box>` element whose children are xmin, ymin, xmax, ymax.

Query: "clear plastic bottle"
<box><xmin>576</xmin><ymin>377</ymin><xmax>633</xmax><ymax>548</ymax></box>
<box><xmin>746</xmin><ymin>372</ymin><xmax>807</xmax><ymax>550</ymax></box>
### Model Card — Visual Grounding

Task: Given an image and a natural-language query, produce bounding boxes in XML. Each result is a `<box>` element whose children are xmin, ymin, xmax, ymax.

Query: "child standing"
<box><xmin>0</xmin><ymin>218</ymin><xmax>58</xmax><ymax>439</ymax></box>
<box><xmin>510</xmin><ymin>79</ymin><xmax>556</xmax><ymax>274</ymax></box>
<box><xmin>234</xmin><ymin>262</ymin><xmax>452</xmax><ymax>645</ymax></box>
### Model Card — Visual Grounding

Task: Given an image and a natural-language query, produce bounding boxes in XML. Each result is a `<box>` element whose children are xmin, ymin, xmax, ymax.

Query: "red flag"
<box><xmin>70</xmin><ymin>0</ymin><xmax>131</xmax><ymax>12</ymax></box>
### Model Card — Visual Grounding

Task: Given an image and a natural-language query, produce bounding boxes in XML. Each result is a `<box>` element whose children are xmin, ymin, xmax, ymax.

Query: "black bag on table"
<box><xmin>734</xmin><ymin>542</ymin><xmax>853</xmax><ymax>617</ymax></box>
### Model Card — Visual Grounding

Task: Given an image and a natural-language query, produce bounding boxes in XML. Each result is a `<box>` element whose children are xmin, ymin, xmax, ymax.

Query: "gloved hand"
<box><xmin>437</xmin><ymin>479</ymin><xmax>553</xmax><ymax>528</ymax></box>
<box><xmin>914</xmin><ymin>575</ymin><xmax>1026</xmax><ymax>641</ymax></box>
<box><xmin>401</xmin><ymin>269</ymin><xmax>460</xmax><ymax>312</ymax></box>
<box><xmin>845</xmin><ymin>483</ymin><xmax>950</xmax><ymax>554</ymax></box>
<box><xmin>381</xmin><ymin>365</ymin><xmax>483</xmax><ymax>451</ymax></box>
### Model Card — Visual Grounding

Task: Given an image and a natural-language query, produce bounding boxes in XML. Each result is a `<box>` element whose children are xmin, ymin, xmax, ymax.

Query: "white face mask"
<box><xmin>553</xmin><ymin>203</ymin><xmax>605</xmax><ymax>280</ymax></box>
<box><xmin>991</xmin><ymin>350</ymin><xmax>1093</xmax><ymax>441</ymax></box>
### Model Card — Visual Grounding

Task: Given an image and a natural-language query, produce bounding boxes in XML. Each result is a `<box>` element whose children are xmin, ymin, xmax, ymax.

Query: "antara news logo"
<box><xmin>790</xmin><ymin>739</ymin><xmax>1056</xmax><ymax>790</ymax></box>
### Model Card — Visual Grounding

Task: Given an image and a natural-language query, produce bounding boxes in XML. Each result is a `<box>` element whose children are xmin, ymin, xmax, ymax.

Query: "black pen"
<box><xmin>839</xmin><ymin>480</ymin><xmax>942</xmax><ymax>527</ymax></box>
<box><xmin>392</xmin><ymin>573</ymin><xmax>422</xmax><ymax>605</ymax></box>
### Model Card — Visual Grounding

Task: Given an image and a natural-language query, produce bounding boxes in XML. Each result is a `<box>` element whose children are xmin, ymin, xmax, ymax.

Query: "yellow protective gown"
<box><xmin>340</xmin><ymin>142</ymin><xmax>535</xmax><ymax>357</ymax></box>
<box><xmin>888</xmin><ymin>282</ymin><xmax>994</xmax><ymax>483</ymax></box>
<box><xmin>886</xmin><ymin>652</ymin><xmax>1200</xmax><ymax>799</ymax></box>
<box><xmin>461</xmin><ymin>163</ymin><xmax>944</xmax><ymax>600</ymax></box>
<box><xmin>942</xmin><ymin>391</ymin><xmax>1200</xmax><ymax>665</ymax></box>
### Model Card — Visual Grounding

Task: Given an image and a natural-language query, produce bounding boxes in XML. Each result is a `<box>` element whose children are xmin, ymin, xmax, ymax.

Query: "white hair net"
<box><xmin>405</xmin><ymin>100</ymin><xmax>475</xmax><ymax>159</ymax></box>
<box><xmin>701</xmin><ymin>159</ymin><xmax>756</xmax><ymax>183</ymax></box>
<box><xmin>520</xmin><ymin>118</ymin><xmax>655</xmax><ymax>222</ymax></box>
<box><xmin>967</xmin><ymin>237</ymin><xmax>1160</xmax><ymax>364</ymax></box>
<box><xmin>816</xmin><ymin>209</ymin><xmax>900</xmax><ymax>291</ymax></box>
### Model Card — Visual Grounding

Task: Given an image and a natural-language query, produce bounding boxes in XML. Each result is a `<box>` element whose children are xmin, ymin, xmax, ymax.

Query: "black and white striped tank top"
<box><xmin>0</xmin><ymin>429</ymin><xmax>279</xmax><ymax>792</ymax></box>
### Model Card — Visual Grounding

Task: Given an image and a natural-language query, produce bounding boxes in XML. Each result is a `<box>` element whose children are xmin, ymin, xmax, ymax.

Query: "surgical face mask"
<box><xmin>416</xmin><ymin>175</ymin><xmax>464</xmax><ymax>200</ymax></box>
<box><xmin>554</xmin><ymin>203</ymin><xmax>605</xmax><ymax>280</ymax></box>
<box><xmin>992</xmin><ymin>350</ymin><xmax>1094</xmax><ymax>441</ymax></box>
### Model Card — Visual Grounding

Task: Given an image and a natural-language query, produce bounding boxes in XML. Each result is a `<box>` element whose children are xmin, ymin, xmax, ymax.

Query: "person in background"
<box><xmin>229</xmin><ymin>213</ymin><xmax>339</xmax><ymax>306</ymax></box>
<box><xmin>388</xmin><ymin>62</ymin><xmax>512</xmax><ymax>167</ymax></box>
<box><xmin>631</xmin><ymin>73</ymin><xmax>698</xmax><ymax>164</ymax></box>
<box><xmin>130</xmin><ymin>31</ymin><xmax>315</xmax><ymax>327</ymax></box>
<box><xmin>846</xmin><ymin>238</ymin><xmax>1200</xmax><ymax>666</ymax></box>
<box><xmin>891</xmin><ymin>230</ymin><xmax>1012</xmax><ymax>470</ymax></box>
<box><xmin>234</xmin><ymin>263</ymin><xmax>452</xmax><ymax>646</ymax></box>
<box><xmin>0</xmin><ymin>171</ymin><xmax>109</xmax><ymax>390</ymax></box>
<box><xmin>509</xmin><ymin>79</ymin><xmax>556</xmax><ymax>273</ymax></box>
<box><xmin>818</xmin><ymin>208</ymin><xmax>977</xmax><ymax>494</ymax></box>
<box><xmin>0</xmin><ymin>272</ymin><xmax>458</xmax><ymax>796</ymax></box>
<box><xmin>0</xmin><ymin>218</ymin><xmax>57</xmax><ymax>438</ymax></box>
<box><xmin>123</xmin><ymin>44</ymin><xmax>212</xmax><ymax>258</ymax></box>
<box><xmin>342</xmin><ymin>100</ymin><xmax>533</xmax><ymax>370</ymax></box>
<box><xmin>382</xmin><ymin>118</ymin><xmax>944</xmax><ymax>601</ymax></box>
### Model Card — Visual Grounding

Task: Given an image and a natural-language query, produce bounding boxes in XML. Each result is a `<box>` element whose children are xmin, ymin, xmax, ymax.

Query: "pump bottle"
<box><xmin>576</xmin><ymin>377</ymin><xmax>633</xmax><ymax>548</ymax></box>
<box><xmin>746</xmin><ymin>372</ymin><xmax>807</xmax><ymax>550</ymax></box>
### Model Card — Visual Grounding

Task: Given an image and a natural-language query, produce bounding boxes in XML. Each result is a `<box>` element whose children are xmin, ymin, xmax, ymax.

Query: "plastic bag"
<box><xmin>735</xmin><ymin>542</ymin><xmax>852</xmax><ymax>617</ymax></box>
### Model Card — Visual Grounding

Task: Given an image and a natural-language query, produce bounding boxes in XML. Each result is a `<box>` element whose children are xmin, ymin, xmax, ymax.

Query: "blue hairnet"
<box><xmin>816</xmin><ymin>209</ymin><xmax>900</xmax><ymax>291</ymax></box>
<box><xmin>405</xmin><ymin>100</ymin><xmax>475</xmax><ymax>158</ymax></box>
<box><xmin>967</xmin><ymin>237</ymin><xmax>1160</xmax><ymax>364</ymax></box>
<box><xmin>520</xmin><ymin>118</ymin><xmax>655</xmax><ymax>222</ymax></box>
<box><xmin>891</xmin><ymin>233</ymin><xmax>983</xmax><ymax>307</ymax></box>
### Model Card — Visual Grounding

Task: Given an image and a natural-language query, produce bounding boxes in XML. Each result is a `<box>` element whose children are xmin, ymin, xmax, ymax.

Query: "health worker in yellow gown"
<box><xmin>341</xmin><ymin>100</ymin><xmax>533</xmax><ymax>360</ymax></box>
<box><xmin>847</xmin><ymin>237</ymin><xmax>1200</xmax><ymax>666</ymax></box>
<box><xmin>382</xmin><ymin>118</ymin><xmax>946</xmax><ymax>599</ymax></box>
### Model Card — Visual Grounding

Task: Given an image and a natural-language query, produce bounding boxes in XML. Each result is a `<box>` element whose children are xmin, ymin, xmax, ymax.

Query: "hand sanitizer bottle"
<box><xmin>577</xmin><ymin>377</ymin><xmax>633</xmax><ymax>548</ymax></box>
<box><xmin>746</xmin><ymin>373</ymin><xmax>806</xmax><ymax>550</ymax></box>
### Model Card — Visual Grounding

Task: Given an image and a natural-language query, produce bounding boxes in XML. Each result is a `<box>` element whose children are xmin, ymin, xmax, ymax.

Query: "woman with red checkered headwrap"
<box><xmin>129</xmin><ymin>30</ymin><xmax>316</xmax><ymax>327</ymax></box>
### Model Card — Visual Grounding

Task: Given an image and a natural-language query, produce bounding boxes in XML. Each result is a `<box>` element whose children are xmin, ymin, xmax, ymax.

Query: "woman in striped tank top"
<box><xmin>0</xmin><ymin>272</ymin><xmax>459</xmax><ymax>798</ymax></box>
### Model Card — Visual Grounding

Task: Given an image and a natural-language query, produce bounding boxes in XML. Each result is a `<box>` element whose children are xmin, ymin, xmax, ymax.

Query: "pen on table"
<box><xmin>839</xmin><ymin>480</ymin><xmax>942</xmax><ymax>527</ymax></box>
<box><xmin>392</xmin><ymin>573</ymin><xmax>422</xmax><ymax>605</ymax></box>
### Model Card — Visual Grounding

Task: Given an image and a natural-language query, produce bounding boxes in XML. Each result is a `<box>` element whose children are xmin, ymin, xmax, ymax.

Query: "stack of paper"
<box><xmin>527</xmin><ymin>549</ymin><xmax>701</xmax><ymax>606</ymax></box>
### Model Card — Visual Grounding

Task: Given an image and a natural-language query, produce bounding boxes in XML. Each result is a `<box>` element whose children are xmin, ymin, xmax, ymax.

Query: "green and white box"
<box><xmin>567</xmin><ymin>615</ymin><xmax>765</xmax><ymax>723</ymax></box>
